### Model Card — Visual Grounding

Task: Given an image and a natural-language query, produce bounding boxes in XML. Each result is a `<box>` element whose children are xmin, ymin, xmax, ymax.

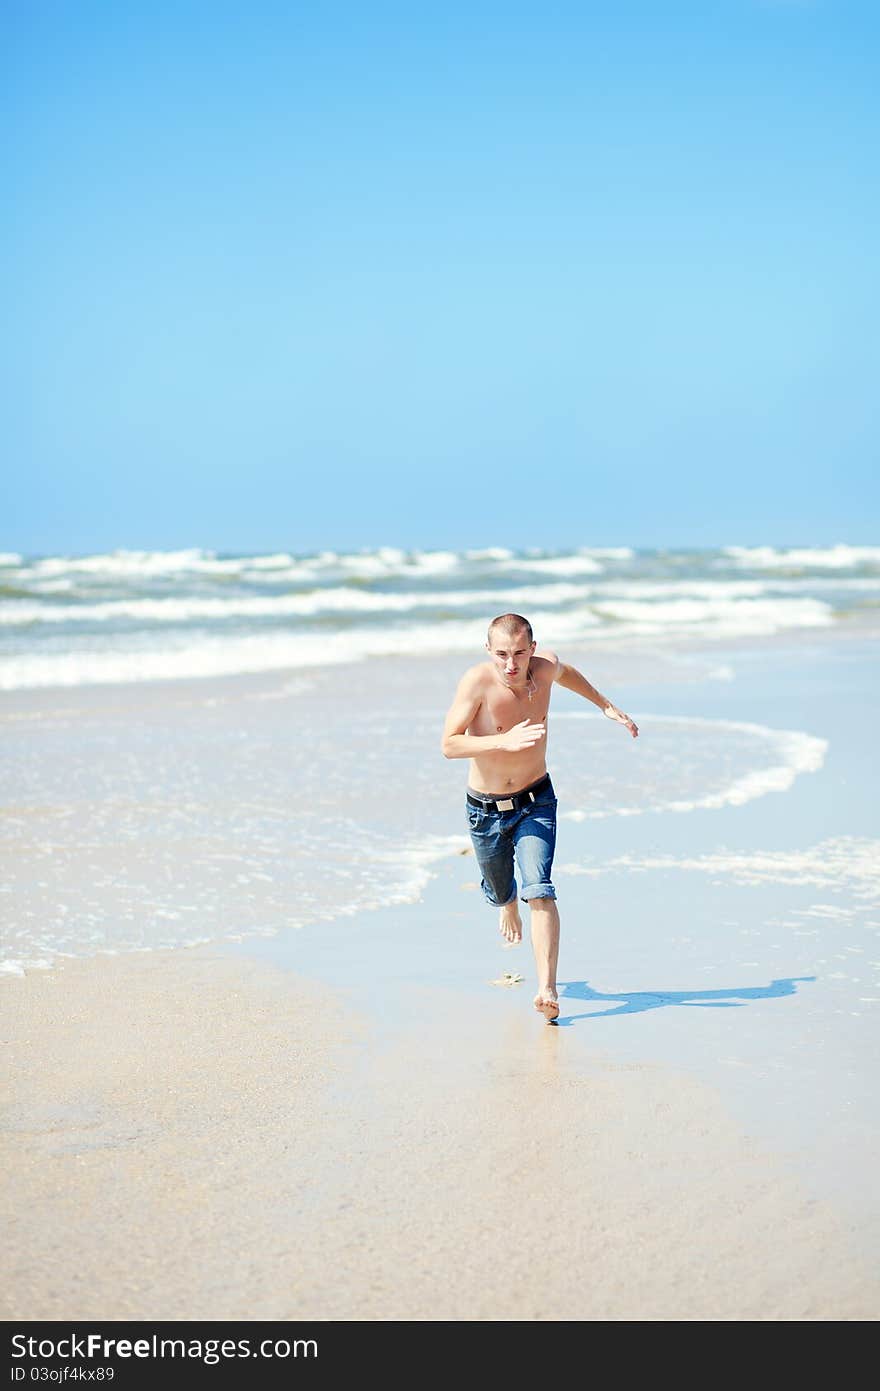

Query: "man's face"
<box><xmin>486</xmin><ymin>628</ymin><xmax>536</xmax><ymax>685</ymax></box>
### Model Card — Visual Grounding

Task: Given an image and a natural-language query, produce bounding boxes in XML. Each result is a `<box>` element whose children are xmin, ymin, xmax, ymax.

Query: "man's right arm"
<box><xmin>441</xmin><ymin>671</ymin><xmax>545</xmax><ymax>758</ymax></box>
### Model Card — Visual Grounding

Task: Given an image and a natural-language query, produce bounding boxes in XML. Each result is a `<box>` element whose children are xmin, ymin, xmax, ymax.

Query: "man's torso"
<box><xmin>466</xmin><ymin>655</ymin><xmax>555</xmax><ymax>794</ymax></box>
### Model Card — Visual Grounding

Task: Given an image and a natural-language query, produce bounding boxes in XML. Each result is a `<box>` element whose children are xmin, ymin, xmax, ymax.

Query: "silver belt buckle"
<box><xmin>496</xmin><ymin>797</ymin><xmax>515</xmax><ymax>811</ymax></box>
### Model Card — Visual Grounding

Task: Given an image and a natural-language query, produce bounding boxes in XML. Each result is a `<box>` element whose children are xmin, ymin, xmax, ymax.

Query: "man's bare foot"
<box><xmin>534</xmin><ymin>988</ymin><xmax>559</xmax><ymax>1021</ymax></box>
<box><xmin>498</xmin><ymin>900</ymin><xmax>522</xmax><ymax>944</ymax></box>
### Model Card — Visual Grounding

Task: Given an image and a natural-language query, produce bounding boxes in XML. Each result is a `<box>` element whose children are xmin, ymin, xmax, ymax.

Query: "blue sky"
<box><xmin>5</xmin><ymin>1</ymin><xmax>878</xmax><ymax>555</ymax></box>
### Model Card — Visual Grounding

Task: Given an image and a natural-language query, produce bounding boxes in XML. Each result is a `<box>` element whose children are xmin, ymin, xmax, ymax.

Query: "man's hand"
<box><xmin>499</xmin><ymin>718</ymin><xmax>546</xmax><ymax>751</ymax></box>
<box><xmin>603</xmin><ymin>705</ymin><xmax>639</xmax><ymax>738</ymax></box>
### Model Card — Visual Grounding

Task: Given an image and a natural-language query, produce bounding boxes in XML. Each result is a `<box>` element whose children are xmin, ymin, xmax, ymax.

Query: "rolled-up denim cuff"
<box><xmin>520</xmin><ymin>882</ymin><xmax>556</xmax><ymax>902</ymax></box>
<box><xmin>481</xmin><ymin>877</ymin><xmax>517</xmax><ymax>906</ymax></box>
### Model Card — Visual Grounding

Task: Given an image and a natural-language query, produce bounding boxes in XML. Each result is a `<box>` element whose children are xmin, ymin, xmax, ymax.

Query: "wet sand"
<box><xmin>2</xmin><ymin>941</ymin><xmax>878</xmax><ymax>1321</ymax></box>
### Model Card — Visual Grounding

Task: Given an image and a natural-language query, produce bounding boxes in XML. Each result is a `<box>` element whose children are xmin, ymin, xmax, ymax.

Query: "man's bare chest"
<box><xmin>478</xmin><ymin>685</ymin><xmax>549</xmax><ymax>734</ymax></box>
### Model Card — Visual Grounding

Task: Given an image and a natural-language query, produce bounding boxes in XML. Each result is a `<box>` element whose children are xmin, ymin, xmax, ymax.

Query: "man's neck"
<box><xmin>493</xmin><ymin>666</ymin><xmax>534</xmax><ymax>696</ymax></box>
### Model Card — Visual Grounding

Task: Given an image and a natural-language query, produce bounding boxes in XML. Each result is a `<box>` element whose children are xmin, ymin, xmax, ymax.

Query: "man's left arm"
<box><xmin>537</xmin><ymin>650</ymin><xmax>639</xmax><ymax>738</ymax></box>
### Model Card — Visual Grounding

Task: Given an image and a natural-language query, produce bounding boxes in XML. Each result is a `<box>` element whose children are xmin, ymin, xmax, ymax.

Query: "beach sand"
<box><xmin>3</xmin><ymin>625</ymin><xmax>880</xmax><ymax>1321</ymax></box>
<box><xmin>2</xmin><ymin>937</ymin><xmax>878</xmax><ymax>1321</ymax></box>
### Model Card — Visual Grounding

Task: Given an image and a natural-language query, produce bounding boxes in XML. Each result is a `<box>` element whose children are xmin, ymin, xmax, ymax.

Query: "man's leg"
<box><xmin>467</xmin><ymin>804</ymin><xmax>520</xmax><ymax>941</ymax></box>
<box><xmin>513</xmin><ymin>788</ymin><xmax>559</xmax><ymax>1018</ymax></box>
<box><xmin>528</xmin><ymin>897</ymin><xmax>560</xmax><ymax>1017</ymax></box>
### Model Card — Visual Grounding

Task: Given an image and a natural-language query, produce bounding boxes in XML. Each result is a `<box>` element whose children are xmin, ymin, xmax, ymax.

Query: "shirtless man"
<box><xmin>441</xmin><ymin>613</ymin><xmax>638</xmax><ymax>1021</ymax></box>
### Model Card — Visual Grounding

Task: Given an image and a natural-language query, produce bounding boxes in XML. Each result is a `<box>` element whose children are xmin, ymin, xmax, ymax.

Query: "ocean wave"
<box><xmin>575</xmin><ymin>547</ymin><xmax>634</xmax><ymax>559</ymax></box>
<box><xmin>0</xmin><ymin>588</ymin><xmax>840</xmax><ymax>641</ymax></box>
<box><xmin>1</xmin><ymin>543</ymin><xmax>876</xmax><ymax>691</ymax></box>
<box><xmin>590</xmin><ymin>596</ymin><xmax>833</xmax><ymax>634</ymax></box>
<box><xmin>330</xmin><ymin>548</ymin><xmax>462</xmax><ymax>578</ymax></box>
<box><xmin>7</xmin><ymin>574</ymin><xmax>879</xmax><ymax>620</ymax></box>
<box><xmin>589</xmin><ymin>577</ymin><xmax>880</xmax><ymax>598</ymax></box>
<box><xmin>499</xmin><ymin>555</ymin><xmax>606</xmax><ymax>576</ymax></box>
<box><xmin>0</xmin><ymin>582</ymin><xmax>591</xmax><ymax>627</ymax></box>
<box><xmin>0</xmin><ymin>594</ymin><xmax>845</xmax><ymax>688</ymax></box>
<box><xmin>556</xmin><ymin>713</ymin><xmax>827</xmax><ymax>820</ymax></box>
<box><xmin>723</xmin><ymin>544</ymin><xmax>880</xmax><ymax>571</ymax></box>
<box><xmin>26</xmin><ymin>549</ymin><xmax>234</xmax><ymax>578</ymax></box>
<box><xmin>13</xmin><ymin>547</ymin><xmax>471</xmax><ymax>584</ymax></box>
<box><xmin>0</xmin><ymin>609</ymin><xmax>611</xmax><ymax>689</ymax></box>
<box><xmin>0</xmin><ymin>623</ymin><xmax>483</xmax><ymax>689</ymax></box>
<box><xmin>11</xmin><ymin>544</ymin><xmax>878</xmax><ymax>590</ymax></box>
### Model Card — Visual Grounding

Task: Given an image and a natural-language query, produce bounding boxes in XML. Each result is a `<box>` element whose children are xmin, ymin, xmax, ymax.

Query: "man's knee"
<box><xmin>521</xmin><ymin>883</ymin><xmax>557</xmax><ymax>904</ymax></box>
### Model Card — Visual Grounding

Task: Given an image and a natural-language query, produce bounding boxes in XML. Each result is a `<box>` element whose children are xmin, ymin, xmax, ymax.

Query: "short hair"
<box><xmin>487</xmin><ymin>613</ymin><xmax>533</xmax><ymax>645</ymax></box>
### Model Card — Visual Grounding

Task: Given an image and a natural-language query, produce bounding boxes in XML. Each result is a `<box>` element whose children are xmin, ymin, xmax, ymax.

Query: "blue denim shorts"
<box><xmin>466</xmin><ymin>776</ymin><xmax>558</xmax><ymax>906</ymax></box>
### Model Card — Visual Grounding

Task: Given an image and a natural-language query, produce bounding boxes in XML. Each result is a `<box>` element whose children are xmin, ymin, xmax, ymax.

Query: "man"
<box><xmin>441</xmin><ymin>613</ymin><xmax>638</xmax><ymax>1021</ymax></box>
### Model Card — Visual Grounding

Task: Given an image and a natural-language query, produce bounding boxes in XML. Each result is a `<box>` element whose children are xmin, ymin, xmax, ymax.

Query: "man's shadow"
<box><xmin>555</xmin><ymin>976</ymin><xmax>815</xmax><ymax>1025</ymax></box>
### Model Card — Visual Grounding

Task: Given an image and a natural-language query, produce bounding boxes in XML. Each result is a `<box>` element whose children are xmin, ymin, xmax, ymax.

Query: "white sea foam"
<box><xmin>0</xmin><ymin>958</ymin><xmax>53</xmax><ymax>976</ymax></box>
<box><xmin>577</xmin><ymin>547</ymin><xmax>634</xmax><ymax>559</ymax></box>
<box><xmin>364</xmin><ymin>834</ymin><xmax>471</xmax><ymax>906</ymax></box>
<box><xmin>590</xmin><ymin>597</ymin><xmax>833</xmax><ymax>635</ymax></box>
<box><xmin>564</xmin><ymin>838</ymin><xmax>880</xmax><ymax>900</ymax></box>
<box><xmin>6</xmin><ymin>578</ymin><xmax>877</xmax><ymax>630</ymax></box>
<box><xmin>661</xmin><ymin>715</ymin><xmax>827</xmax><ymax>811</ymax></box>
<box><xmin>794</xmin><ymin>904</ymin><xmax>858</xmax><ymax>919</ymax></box>
<box><xmin>13</xmin><ymin>544</ymin><xmax>879</xmax><ymax>589</ymax></box>
<box><xmin>27</xmin><ymin>578</ymin><xmax>76</xmax><ymax>594</ymax></box>
<box><xmin>0</xmin><ymin>624</ymin><xmax>480</xmax><ymax>689</ymax></box>
<box><xmin>229</xmin><ymin>548</ymin><xmax>464</xmax><ymax>583</ymax></box>
<box><xmin>326</xmin><ymin>547</ymin><xmax>454</xmax><ymax>578</ymax></box>
<box><xmin>723</xmin><ymin>544</ymin><xmax>880</xmax><ymax>571</ymax></box>
<box><xmin>238</xmin><ymin>553</ymin><xmax>296</xmax><ymax>570</ymax></box>
<box><xmin>408</xmin><ymin>550</ymin><xmax>461</xmax><ymax>574</ymax></box>
<box><xmin>0</xmin><ymin>593</ymin><xmax>840</xmax><ymax>689</ymax></box>
<box><xmin>0</xmin><ymin>581</ymin><xmax>591</xmax><ymax>626</ymax></box>
<box><xmin>556</xmin><ymin>712</ymin><xmax>827</xmax><ymax>818</ymax></box>
<box><xmin>589</xmin><ymin>577</ymin><xmax>880</xmax><ymax>598</ymax></box>
<box><xmin>16</xmin><ymin>547</ymin><xmax>467</xmax><ymax>583</ymax></box>
<box><xmin>28</xmin><ymin>549</ymin><xmax>222</xmax><ymax>578</ymax></box>
<box><xmin>0</xmin><ymin>606</ymin><xmax>608</xmax><ymax>690</ymax></box>
<box><xmin>501</xmin><ymin>555</ymin><xmax>606</xmax><ymax>576</ymax></box>
<box><xmin>235</xmin><ymin>564</ymin><xmax>325</xmax><ymax>584</ymax></box>
<box><xmin>0</xmin><ymin>828</ymin><xmax>470</xmax><ymax>974</ymax></box>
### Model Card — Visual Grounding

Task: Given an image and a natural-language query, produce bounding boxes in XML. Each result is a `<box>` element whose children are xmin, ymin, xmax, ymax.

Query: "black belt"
<box><xmin>467</xmin><ymin>774</ymin><xmax>551</xmax><ymax>814</ymax></box>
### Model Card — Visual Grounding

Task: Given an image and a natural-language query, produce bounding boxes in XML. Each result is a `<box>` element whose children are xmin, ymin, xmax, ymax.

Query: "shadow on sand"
<box><xmin>554</xmin><ymin>976</ymin><xmax>816</xmax><ymax>1025</ymax></box>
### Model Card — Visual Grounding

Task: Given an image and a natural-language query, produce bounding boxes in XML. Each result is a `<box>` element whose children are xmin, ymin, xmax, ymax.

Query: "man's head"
<box><xmin>486</xmin><ymin>613</ymin><xmax>536</xmax><ymax>685</ymax></box>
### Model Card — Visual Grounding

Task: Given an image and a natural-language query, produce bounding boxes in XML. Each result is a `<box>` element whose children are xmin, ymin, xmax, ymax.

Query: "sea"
<box><xmin>2</xmin><ymin>542</ymin><xmax>879</xmax><ymax>975</ymax></box>
<box><xmin>2</xmin><ymin>541</ymin><xmax>879</xmax><ymax>690</ymax></box>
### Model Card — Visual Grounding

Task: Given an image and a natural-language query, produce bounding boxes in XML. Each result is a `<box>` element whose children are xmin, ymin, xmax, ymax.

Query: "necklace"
<box><xmin>497</xmin><ymin>665</ymin><xmax>536</xmax><ymax>701</ymax></box>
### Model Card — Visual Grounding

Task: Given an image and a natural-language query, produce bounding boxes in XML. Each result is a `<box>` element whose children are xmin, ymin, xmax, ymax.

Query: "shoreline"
<box><xmin>1</xmin><ymin>608</ymin><xmax>878</xmax><ymax>709</ymax></box>
<box><xmin>4</xmin><ymin>623</ymin><xmax>877</xmax><ymax>975</ymax></box>
<box><xmin>3</xmin><ymin>619</ymin><xmax>879</xmax><ymax>1319</ymax></box>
